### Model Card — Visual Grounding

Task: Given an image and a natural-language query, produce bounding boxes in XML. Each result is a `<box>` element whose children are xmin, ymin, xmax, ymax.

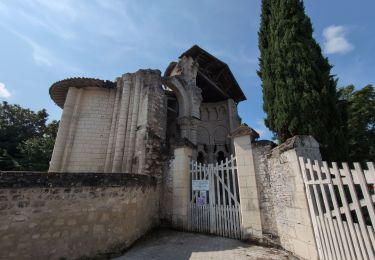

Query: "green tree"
<box><xmin>0</xmin><ymin>101</ymin><xmax>58</xmax><ymax>170</ymax></box>
<box><xmin>0</xmin><ymin>148</ymin><xmax>20</xmax><ymax>170</ymax></box>
<box><xmin>258</xmin><ymin>0</ymin><xmax>346</xmax><ymax>161</ymax></box>
<box><xmin>17</xmin><ymin>120</ymin><xmax>59</xmax><ymax>171</ymax></box>
<box><xmin>338</xmin><ymin>85</ymin><xmax>375</xmax><ymax>162</ymax></box>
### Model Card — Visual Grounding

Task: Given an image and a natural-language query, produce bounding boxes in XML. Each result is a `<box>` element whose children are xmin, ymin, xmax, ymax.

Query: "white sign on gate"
<box><xmin>192</xmin><ymin>180</ymin><xmax>209</xmax><ymax>191</ymax></box>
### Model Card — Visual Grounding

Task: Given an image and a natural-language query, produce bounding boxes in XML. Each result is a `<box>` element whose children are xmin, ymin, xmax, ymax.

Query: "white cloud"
<box><xmin>323</xmin><ymin>25</ymin><xmax>354</xmax><ymax>55</ymax></box>
<box><xmin>0</xmin><ymin>82</ymin><xmax>11</xmax><ymax>98</ymax></box>
<box><xmin>254</xmin><ymin>119</ymin><xmax>268</xmax><ymax>138</ymax></box>
<box><xmin>0</xmin><ymin>25</ymin><xmax>53</xmax><ymax>66</ymax></box>
<box><xmin>0</xmin><ymin>23</ymin><xmax>81</xmax><ymax>73</ymax></box>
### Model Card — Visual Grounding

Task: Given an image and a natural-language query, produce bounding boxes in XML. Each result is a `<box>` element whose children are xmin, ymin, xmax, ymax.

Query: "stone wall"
<box><xmin>252</xmin><ymin>140</ymin><xmax>278</xmax><ymax>238</ymax></box>
<box><xmin>49</xmin><ymin>86</ymin><xmax>115</xmax><ymax>173</ymax></box>
<box><xmin>252</xmin><ymin>136</ymin><xmax>320</xmax><ymax>260</ymax></box>
<box><xmin>65</xmin><ymin>87</ymin><xmax>114</xmax><ymax>173</ymax></box>
<box><xmin>0</xmin><ymin>172</ymin><xmax>159</xmax><ymax>260</ymax></box>
<box><xmin>49</xmin><ymin>69</ymin><xmax>167</xmax><ymax>176</ymax></box>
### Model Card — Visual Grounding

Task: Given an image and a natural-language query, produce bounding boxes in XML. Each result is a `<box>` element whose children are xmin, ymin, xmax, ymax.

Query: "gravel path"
<box><xmin>114</xmin><ymin>229</ymin><xmax>298</xmax><ymax>260</ymax></box>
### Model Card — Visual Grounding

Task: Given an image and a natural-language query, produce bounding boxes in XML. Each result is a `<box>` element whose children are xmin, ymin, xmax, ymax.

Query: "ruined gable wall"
<box><xmin>140</xmin><ymin>72</ymin><xmax>168</xmax><ymax>177</ymax></box>
<box><xmin>49</xmin><ymin>69</ymin><xmax>167</xmax><ymax>175</ymax></box>
<box><xmin>107</xmin><ymin>69</ymin><xmax>167</xmax><ymax>175</ymax></box>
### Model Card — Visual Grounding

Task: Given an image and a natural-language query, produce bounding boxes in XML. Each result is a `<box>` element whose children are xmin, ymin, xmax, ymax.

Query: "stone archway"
<box><xmin>162</xmin><ymin>76</ymin><xmax>190</xmax><ymax>118</ymax></box>
<box><xmin>162</xmin><ymin>56</ymin><xmax>203</xmax><ymax>145</ymax></box>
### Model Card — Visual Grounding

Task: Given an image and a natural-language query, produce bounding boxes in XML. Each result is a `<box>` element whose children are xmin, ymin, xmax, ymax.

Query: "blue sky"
<box><xmin>0</xmin><ymin>0</ymin><xmax>374</xmax><ymax>139</ymax></box>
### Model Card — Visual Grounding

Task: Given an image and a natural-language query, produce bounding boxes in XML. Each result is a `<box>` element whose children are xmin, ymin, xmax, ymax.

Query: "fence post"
<box><xmin>171</xmin><ymin>145</ymin><xmax>193</xmax><ymax>230</ymax></box>
<box><xmin>230</xmin><ymin>125</ymin><xmax>263</xmax><ymax>241</ymax></box>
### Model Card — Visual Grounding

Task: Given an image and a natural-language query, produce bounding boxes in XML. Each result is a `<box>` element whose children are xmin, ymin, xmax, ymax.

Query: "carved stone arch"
<box><xmin>162</xmin><ymin>58</ymin><xmax>202</xmax><ymax>145</ymax></box>
<box><xmin>162</xmin><ymin>77</ymin><xmax>190</xmax><ymax>118</ymax></box>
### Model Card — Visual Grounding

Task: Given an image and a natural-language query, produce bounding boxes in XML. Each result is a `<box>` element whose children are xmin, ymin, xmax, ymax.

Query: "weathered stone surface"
<box><xmin>252</xmin><ymin>136</ymin><xmax>320</xmax><ymax>260</ymax></box>
<box><xmin>232</xmin><ymin>134</ymin><xmax>263</xmax><ymax>241</ymax></box>
<box><xmin>195</xmin><ymin>100</ymin><xmax>241</xmax><ymax>164</ymax></box>
<box><xmin>0</xmin><ymin>171</ymin><xmax>157</xmax><ymax>188</ymax></box>
<box><xmin>49</xmin><ymin>69</ymin><xmax>167</xmax><ymax>176</ymax></box>
<box><xmin>163</xmin><ymin>60</ymin><xmax>202</xmax><ymax>145</ymax></box>
<box><xmin>0</xmin><ymin>176</ymin><xmax>160</xmax><ymax>260</ymax></box>
<box><xmin>170</xmin><ymin>146</ymin><xmax>192</xmax><ymax>229</ymax></box>
<box><xmin>229</xmin><ymin>124</ymin><xmax>259</xmax><ymax>141</ymax></box>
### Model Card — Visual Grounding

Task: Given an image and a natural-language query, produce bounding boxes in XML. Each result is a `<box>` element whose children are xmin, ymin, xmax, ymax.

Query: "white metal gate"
<box><xmin>188</xmin><ymin>155</ymin><xmax>241</xmax><ymax>239</ymax></box>
<box><xmin>300</xmin><ymin>157</ymin><xmax>375</xmax><ymax>260</ymax></box>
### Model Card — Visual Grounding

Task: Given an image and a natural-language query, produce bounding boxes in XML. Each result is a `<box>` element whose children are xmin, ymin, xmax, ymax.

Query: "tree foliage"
<box><xmin>0</xmin><ymin>101</ymin><xmax>58</xmax><ymax>171</ymax></box>
<box><xmin>338</xmin><ymin>85</ymin><xmax>375</xmax><ymax>162</ymax></box>
<box><xmin>258</xmin><ymin>0</ymin><xmax>346</xmax><ymax>161</ymax></box>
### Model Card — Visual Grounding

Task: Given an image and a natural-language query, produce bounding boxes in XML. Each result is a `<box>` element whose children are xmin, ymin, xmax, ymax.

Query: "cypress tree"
<box><xmin>258</xmin><ymin>0</ymin><xmax>347</xmax><ymax>161</ymax></box>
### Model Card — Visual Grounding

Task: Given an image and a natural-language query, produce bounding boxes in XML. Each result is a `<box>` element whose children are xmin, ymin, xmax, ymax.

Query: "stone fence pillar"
<box><xmin>171</xmin><ymin>146</ymin><xmax>193</xmax><ymax>229</ymax></box>
<box><xmin>230</xmin><ymin>125</ymin><xmax>263</xmax><ymax>240</ymax></box>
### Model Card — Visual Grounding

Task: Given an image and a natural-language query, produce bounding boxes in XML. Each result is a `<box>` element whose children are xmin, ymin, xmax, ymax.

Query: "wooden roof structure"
<box><xmin>179</xmin><ymin>45</ymin><xmax>246</xmax><ymax>103</ymax></box>
<box><xmin>49</xmin><ymin>45</ymin><xmax>246</xmax><ymax>108</ymax></box>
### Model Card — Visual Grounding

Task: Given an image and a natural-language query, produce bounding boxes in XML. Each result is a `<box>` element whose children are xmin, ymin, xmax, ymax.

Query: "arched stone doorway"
<box><xmin>162</xmin><ymin>56</ymin><xmax>203</xmax><ymax>146</ymax></box>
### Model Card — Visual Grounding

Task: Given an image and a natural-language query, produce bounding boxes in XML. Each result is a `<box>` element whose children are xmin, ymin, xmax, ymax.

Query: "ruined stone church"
<box><xmin>49</xmin><ymin>45</ymin><xmax>257</xmax><ymax>175</ymax></box>
<box><xmin>0</xmin><ymin>45</ymin><xmax>324</xmax><ymax>260</ymax></box>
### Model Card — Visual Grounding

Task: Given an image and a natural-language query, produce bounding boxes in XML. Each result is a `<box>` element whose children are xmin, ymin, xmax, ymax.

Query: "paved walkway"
<box><xmin>115</xmin><ymin>229</ymin><xmax>297</xmax><ymax>260</ymax></box>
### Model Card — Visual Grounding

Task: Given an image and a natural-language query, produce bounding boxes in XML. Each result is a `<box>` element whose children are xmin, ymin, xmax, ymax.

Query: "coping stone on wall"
<box><xmin>228</xmin><ymin>124</ymin><xmax>260</xmax><ymax>141</ymax></box>
<box><xmin>252</xmin><ymin>140</ymin><xmax>276</xmax><ymax>149</ymax></box>
<box><xmin>268</xmin><ymin>135</ymin><xmax>319</xmax><ymax>158</ymax></box>
<box><xmin>0</xmin><ymin>172</ymin><xmax>157</xmax><ymax>189</ymax></box>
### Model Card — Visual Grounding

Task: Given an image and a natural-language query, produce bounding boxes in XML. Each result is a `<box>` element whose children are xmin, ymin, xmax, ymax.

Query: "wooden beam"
<box><xmin>198</xmin><ymin>70</ymin><xmax>229</xmax><ymax>99</ymax></box>
<box><xmin>214</xmin><ymin>64</ymin><xmax>228</xmax><ymax>82</ymax></box>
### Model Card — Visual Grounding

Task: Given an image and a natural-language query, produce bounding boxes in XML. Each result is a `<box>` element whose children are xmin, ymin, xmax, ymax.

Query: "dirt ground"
<box><xmin>114</xmin><ymin>229</ymin><xmax>298</xmax><ymax>260</ymax></box>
